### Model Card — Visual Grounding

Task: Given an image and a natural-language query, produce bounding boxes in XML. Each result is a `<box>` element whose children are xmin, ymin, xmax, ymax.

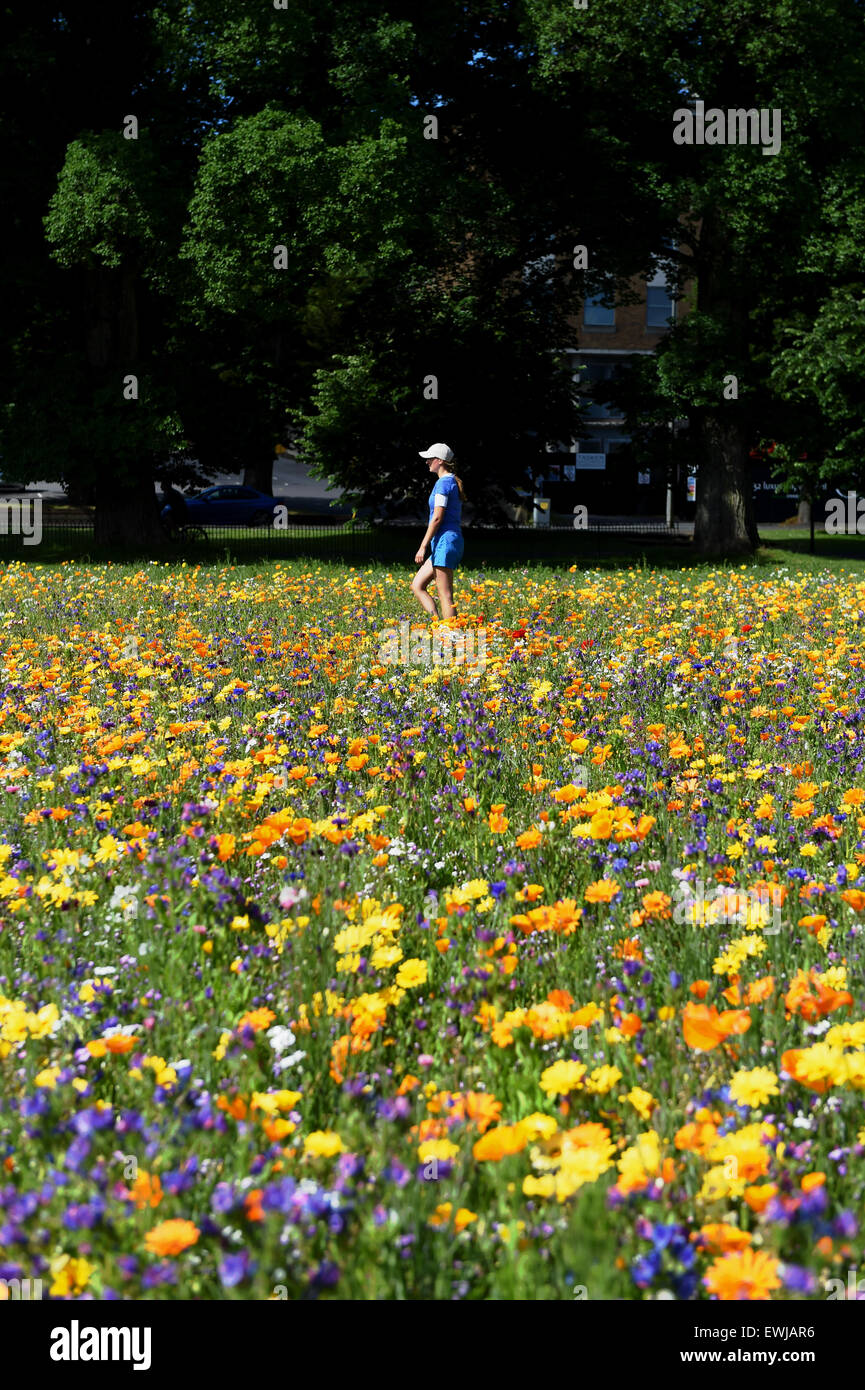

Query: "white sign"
<box><xmin>575</xmin><ymin>453</ymin><xmax>606</xmax><ymax>470</ymax></box>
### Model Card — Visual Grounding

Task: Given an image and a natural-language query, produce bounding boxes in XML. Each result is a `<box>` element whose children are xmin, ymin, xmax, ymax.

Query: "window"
<box><xmin>583</xmin><ymin>293</ymin><xmax>615</xmax><ymax>327</ymax></box>
<box><xmin>579</xmin><ymin>361</ymin><xmax>620</xmax><ymax>419</ymax></box>
<box><xmin>646</xmin><ymin>271</ymin><xmax>675</xmax><ymax>328</ymax></box>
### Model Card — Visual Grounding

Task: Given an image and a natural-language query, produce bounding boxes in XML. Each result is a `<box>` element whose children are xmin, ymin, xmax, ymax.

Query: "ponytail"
<box><xmin>440</xmin><ymin>462</ymin><xmax>466</xmax><ymax>502</ymax></box>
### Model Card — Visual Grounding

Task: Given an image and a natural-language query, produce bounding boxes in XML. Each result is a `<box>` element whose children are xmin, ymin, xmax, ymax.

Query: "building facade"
<box><xmin>539</xmin><ymin>261</ymin><xmax>691</xmax><ymax>517</ymax></box>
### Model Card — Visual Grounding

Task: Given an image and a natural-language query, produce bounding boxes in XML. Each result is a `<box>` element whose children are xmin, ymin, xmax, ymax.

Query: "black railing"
<box><xmin>0</xmin><ymin>512</ymin><xmax>684</xmax><ymax>561</ymax></box>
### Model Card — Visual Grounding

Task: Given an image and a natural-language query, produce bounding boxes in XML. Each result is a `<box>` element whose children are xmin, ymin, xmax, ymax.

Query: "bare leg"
<box><xmin>411</xmin><ymin>557</ymin><xmax>438</xmax><ymax>617</ymax></box>
<box><xmin>434</xmin><ymin>566</ymin><xmax>456</xmax><ymax>620</ymax></box>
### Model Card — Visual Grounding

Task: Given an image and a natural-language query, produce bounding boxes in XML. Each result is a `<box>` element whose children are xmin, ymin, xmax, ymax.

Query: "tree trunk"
<box><xmin>94</xmin><ymin>472</ymin><xmax>165</xmax><ymax>548</ymax></box>
<box><xmin>85</xmin><ymin>265</ymin><xmax>138</xmax><ymax>367</ymax></box>
<box><xmin>797</xmin><ymin>498</ymin><xmax>811</xmax><ymax>526</ymax></box>
<box><xmin>690</xmin><ymin>210</ymin><xmax>759</xmax><ymax>559</ymax></box>
<box><xmin>243</xmin><ymin>458</ymin><xmax>274</xmax><ymax>495</ymax></box>
<box><xmin>693</xmin><ymin>414</ymin><xmax>760</xmax><ymax>557</ymax></box>
<box><xmin>85</xmin><ymin>265</ymin><xmax>165</xmax><ymax>546</ymax></box>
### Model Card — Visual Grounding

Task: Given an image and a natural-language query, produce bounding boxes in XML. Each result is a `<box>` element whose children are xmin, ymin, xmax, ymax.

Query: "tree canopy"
<box><xmin>2</xmin><ymin>0</ymin><xmax>864</xmax><ymax>552</ymax></box>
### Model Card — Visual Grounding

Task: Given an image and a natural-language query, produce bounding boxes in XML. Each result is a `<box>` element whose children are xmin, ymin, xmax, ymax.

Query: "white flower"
<box><xmin>804</xmin><ymin>1018</ymin><xmax>832</xmax><ymax>1037</ymax></box>
<box><xmin>274</xmin><ymin>1051</ymin><xmax>306</xmax><ymax>1072</ymax></box>
<box><xmin>267</xmin><ymin>1025</ymin><xmax>297</xmax><ymax>1055</ymax></box>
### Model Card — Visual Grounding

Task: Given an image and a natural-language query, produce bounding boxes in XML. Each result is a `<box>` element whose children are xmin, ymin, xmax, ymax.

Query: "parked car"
<box><xmin>160</xmin><ymin>485</ymin><xmax>278</xmax><ymax>527</ymax></box>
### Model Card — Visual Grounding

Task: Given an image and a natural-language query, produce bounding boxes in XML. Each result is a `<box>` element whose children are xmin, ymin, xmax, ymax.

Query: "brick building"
<box><xmin>539</xmin><ymin>260</ymin><xmax>694</xmax><ymax>517</ymax></box>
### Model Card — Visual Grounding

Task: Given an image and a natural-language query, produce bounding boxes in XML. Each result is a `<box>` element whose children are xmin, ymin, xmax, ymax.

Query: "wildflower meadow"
<box><xmin>1</xmin><ymin>555</ymin><xmax>864</xmax><ymax>1303</ymax></box>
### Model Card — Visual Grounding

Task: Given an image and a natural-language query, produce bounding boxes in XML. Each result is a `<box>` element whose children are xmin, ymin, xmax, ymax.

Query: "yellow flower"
<box><xmin>789</xmin><ymin>1043</ymin><xmax>847</xmax><ymax>1088</ymax></box>
<box><xmin>34</xmin><ymin>1066</ymin><xmax>62</xmax><ymax>1089</ymax></box>
<box><xmin>700</xmin><ymin>1165</ymin><xmax>747</xmax><ymax>1202</ymax></box>
<box><xmin>585</xmin><ymin>1065</ymin><xmax>622</xmax><ymax>1095</ymax></box>
<box><xmin>520</xmin><ymin>1112</ymin><xmax>560</xmax><ymax>1140</ymax></box>
<box><xmin>27</xmin><ymin>1003</ymin><xmax>60</xmax><ymax>1037</ymax></box>
<box><xmin>618</xmin><ymin>1129</ymin><xmax>661</xmax><ymax>1185</ymax></box>
<box><xmin>417</xmin><ymin>1138</ymin><xmax>460</xmax><ymax>1163</ymax></box>
<box><xmin>49</xmin><ymin>1254</ymin><xmax>95</xmax><ymax>1297</ymax></box>
<box><xmin>825</xmin><ymin>1019</ymin><xmax>865</xmax><ymax>1047</ymax></box>
<box><xmin>454</xmin><ymin>1207</ymin><xmax>478</xmax><ymax>1232</ymax></box>
<box><xmin>624</xmin><ymin>1086</ymin><xmax>656</xmax><ymax>1120</ymax></box>
<box><xmin>94</xmin><ymin>834</ymin><xmax>122</xmax><ymax>862</ymax></box>
<box><xmin>333</xmin><ymin>922</ymin><xmax>378</xmax><ymax>955</ymax></box>
<box><xmin>539</xmin><ymin>1059</ymin><xmax>587</xmax><ymax>1097</ymax></box>
<box><xmin>304</xmin><ymin>1130</ymin><xmax>344</xmax><ymax>1158</ymax></box>
<box><xmin>370</xmin><ymin>944</ymin><xmax>403</xmax><ymax>969</ymax></box>
<box><xmin>555</xmin><ymin>1146</ymin><xmax>615</xmax><ymax>1200</ymax></box>
<box><xmin>428</xmin><ymin>1202</ymin><xmax>452</xmax><ymax>1227</ymax></box>
<box><xmin>523</xmin><ymin>1173</ymin><xmax>557</xmax><ymax>1198</ymax></box>
<box><xmin>729</xmin><ymin>1067</ymin><xmax>779</xmax><ymax>1108</ymax></box>
<box><xmin>396</xmin><ymin>958</ymin><xmax>428</xmax><ymax>989</ymax></box>
<box><xmin>844</xmin><ymin>1054</ymin><xmax>865</xmax><ymax>1088</ymax></box>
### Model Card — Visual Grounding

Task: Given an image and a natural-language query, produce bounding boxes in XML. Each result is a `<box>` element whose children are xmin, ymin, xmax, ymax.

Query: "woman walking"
<box><xmin>411</xmin><ymin>443</ymin><xmax>465</xmax><ymax>620</ymax></box>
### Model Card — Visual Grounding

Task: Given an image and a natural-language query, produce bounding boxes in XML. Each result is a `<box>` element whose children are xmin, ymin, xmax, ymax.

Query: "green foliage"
<box><xmin>3</xmin><ymin>0</ymin><xmax>865</xmax><ymax>549</ymax></box>
<box><xmin>45</xmin><ymin>134</ymin><xmax>160</xmax><ymax>271</ymax></box>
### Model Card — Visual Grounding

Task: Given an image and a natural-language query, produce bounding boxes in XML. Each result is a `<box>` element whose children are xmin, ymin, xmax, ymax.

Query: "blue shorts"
<box><xmin>431</xmin><ymin>529</ymin><xmax>464</xmax><ymax>569</ymax></box>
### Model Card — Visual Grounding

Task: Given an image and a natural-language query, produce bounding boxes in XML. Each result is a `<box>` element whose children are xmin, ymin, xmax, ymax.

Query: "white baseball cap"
<box><xmin>418</xmin><ymin>443</ymin><xmax>454</xmax><ymax>462</ymax></box>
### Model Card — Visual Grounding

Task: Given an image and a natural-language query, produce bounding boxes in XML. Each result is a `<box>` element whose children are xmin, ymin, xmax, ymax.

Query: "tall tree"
<box><xmin>523</xmin><ymin>0</ymin><xmax>865</xmax><ymax>556</ymax></box>
<box><xmin>174</xmin><ymin>0</ymin><xmax>666</xmax><ymax>513</ymax></box>
<box><xmin>0</xmin><ymin>2</ymin><xmax>209</xmax><ymax>542</ymax></box>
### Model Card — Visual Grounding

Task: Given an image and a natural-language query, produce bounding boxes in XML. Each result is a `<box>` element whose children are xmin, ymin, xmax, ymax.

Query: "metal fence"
<box><xmin>0</xmin><ymin>511</ymin><xmax>683</xmax><ymax>561</ymax></box>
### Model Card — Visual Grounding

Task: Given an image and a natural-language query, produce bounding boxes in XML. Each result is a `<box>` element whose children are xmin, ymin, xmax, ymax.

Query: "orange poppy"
<box><xmin>472</xmin><ymin>1122</ymin><xmax>528</xmax><ymax>1162</ymax></box>
<box><xmin>682</xmin><ymin>1003</ymin><xmax>751</xmax><ymax>1051</ymax></box>
<box><xmin>144</xmin><ymin>1219</ymin><xmax>200</xmax><ymax>1257</ymax></box>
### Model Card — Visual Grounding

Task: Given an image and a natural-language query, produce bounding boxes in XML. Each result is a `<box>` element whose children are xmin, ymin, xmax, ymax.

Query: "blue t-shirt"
<box><xmin>429</xmin><ymin>472</ymin><xmax>462</xmax><ymax>532</ymax></box>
